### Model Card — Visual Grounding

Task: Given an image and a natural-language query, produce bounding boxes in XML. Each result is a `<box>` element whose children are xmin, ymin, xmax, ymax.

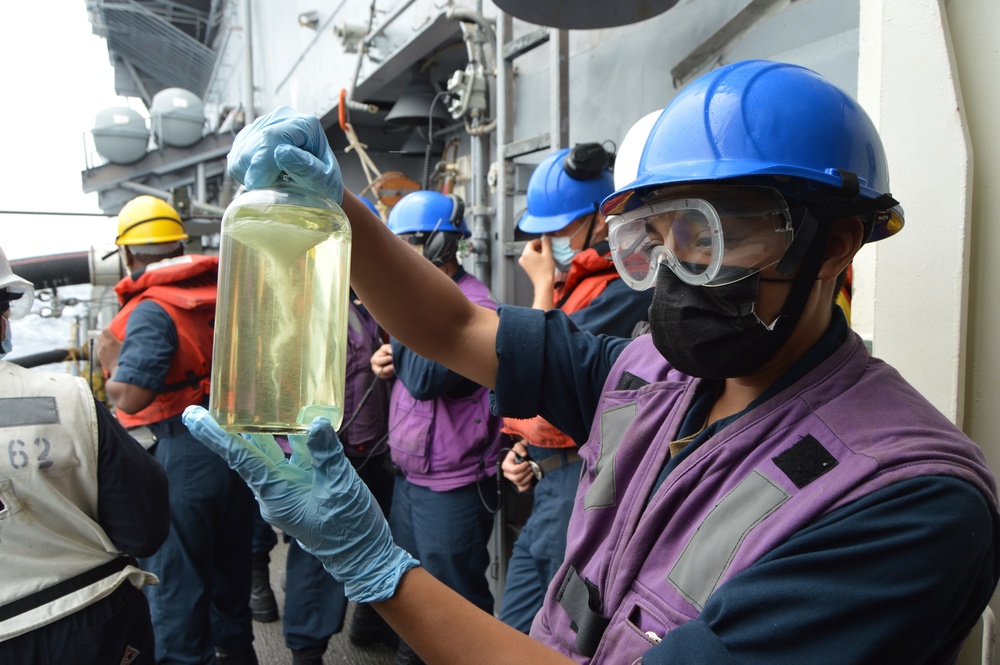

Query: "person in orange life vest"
<box><xmin>95</xmin><ymin>195</ymin><xmax>259</xmax><ymax>665</ymax></box>
<box><xmin>499</xmin><ymin>144</ymin><xmax>653</xmax><ymax>632</ymax></box>
<box><xmin>0</xmin><ymin>243</ymin><xmax>168</xmax><ymax>665</ymax></box>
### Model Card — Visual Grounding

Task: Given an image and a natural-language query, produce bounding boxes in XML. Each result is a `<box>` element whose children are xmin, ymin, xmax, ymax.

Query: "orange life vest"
<box><xmin>107</xmin><ymin>255</ymin><xmax>218</xmax><ymax>428</ymax></box>
<box><xmin>503</xmin><ymin>244</ymin><xmax>618</xmax><ymax>449</ymax></box>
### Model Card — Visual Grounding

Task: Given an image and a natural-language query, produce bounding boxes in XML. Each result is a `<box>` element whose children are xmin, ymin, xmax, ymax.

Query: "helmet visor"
<box><xmin>607</xmin><ymin>185</ymin><xmax>794</xmax><ymax>289</ymax></box>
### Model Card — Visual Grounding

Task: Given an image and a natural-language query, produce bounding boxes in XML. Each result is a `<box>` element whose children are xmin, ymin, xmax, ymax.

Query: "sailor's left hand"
<box><xmin>227</xmin><ymin>106</ymin><xmax>344</xmax><ymax>203</ymax></box>
<box><xmin>182</xmin><ymin>405</ymin><xmax>418</xmax><ymax>603</ymax></box>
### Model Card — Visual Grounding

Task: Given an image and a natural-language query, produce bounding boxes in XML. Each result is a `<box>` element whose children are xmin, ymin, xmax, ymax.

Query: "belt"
<box><xmin>147</xmin><ymin>420</ymin><xmax>190</xmax><ymax>442</ymax></box>
<box><xmin>521</xmin><ymin>449</ymin><xmax>582</xmax><ymax>480</ymax></box>
<box><xmin>536</xmin><ymin>449</ymin><xmax>582</xmax><ymax>475</ymax></box>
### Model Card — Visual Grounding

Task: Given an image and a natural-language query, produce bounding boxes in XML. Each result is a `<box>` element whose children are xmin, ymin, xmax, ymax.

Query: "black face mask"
<box><xmin>648</xmin><ymin>269</ymin><xmax>803</xmax><ymax>379</ymax></box>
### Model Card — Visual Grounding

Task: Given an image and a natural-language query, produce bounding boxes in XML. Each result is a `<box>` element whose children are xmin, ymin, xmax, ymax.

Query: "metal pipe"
<box><xmin>445</xmin><ymin>7</ymin><xmax>497</xmax><ymax>71</ymax></box>
<box><xmin>119</xmin><ymin>182</ymin><xmax>172</xmax><ymax>199</ymax></box>
<box><xmin>364</xmin><ymin>0</ymin><xmax>419</xmax><ymax>45</ymax></box>
<box><xmin>7</xmin><ymin>348</ymin><xmax>90</xmax><ymax>369</ymax></box>
<box><xmin>443</xmin><ymin>8</ymin><xmax>498</xmax><ymax>285</ymax></box>
<box><xmin>240</xmin><ymin>0</ymin><xmax>255</xmax><ymax>123</ymax></box>
<box><xmin>196</xmin><ymin>162</ymin><xmax>207</xmax><ymax>203</ymax></box>
<box><xmin>11</xmin><ymin>253</ymin><xmax>92</xmax><ymax>289</ymax></box>
<box><xmin>494</xmin><ymin>12</ymin><xmax>513</xmax><ymax>302</ymax></box>
<box><xmin>347</xmin><ymin>0</ymin><xmax>379</xmax><ymax>102</ymax></box>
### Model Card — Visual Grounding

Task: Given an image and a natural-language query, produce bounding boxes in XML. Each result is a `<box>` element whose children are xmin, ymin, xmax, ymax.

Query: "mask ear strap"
<box><xmin>580</xmin><ymin>213</ymin><xmax>596</xmax><ymax>250</ymax></box>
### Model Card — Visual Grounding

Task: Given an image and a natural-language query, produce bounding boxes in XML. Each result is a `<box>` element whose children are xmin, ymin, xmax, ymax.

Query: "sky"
<box><xmin>0</xmin><ymin>2</ymin><xmax>133</xmax><ymax>261</ymax></box>
<box><xmin>0</xmin><ymin>3</ymin><xmax>138</xmax><ymax>360</ymax></box>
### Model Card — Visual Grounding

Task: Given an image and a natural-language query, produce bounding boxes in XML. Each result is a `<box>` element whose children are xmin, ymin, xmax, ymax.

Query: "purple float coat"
<box><xmin>530</xmin><ymin>332</ymin><xmax>999</xmax><ymax>664</ymax></box>
<box><xmin>388</xmin><ymin>272</ymin><xmax>503</xmax><ymax>491</ymax></box>
<box><xmin>340</xmin><ymin>300</ymin><xmax>390</xmax><ymax>457</ymax></box>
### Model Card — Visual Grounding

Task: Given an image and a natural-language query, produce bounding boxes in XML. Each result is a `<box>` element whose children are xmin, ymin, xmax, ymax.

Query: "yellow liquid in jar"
<box><xmin>210</xmin><ymin>202</ymin><xmax>351</xmax><ymax>433</ymax></box>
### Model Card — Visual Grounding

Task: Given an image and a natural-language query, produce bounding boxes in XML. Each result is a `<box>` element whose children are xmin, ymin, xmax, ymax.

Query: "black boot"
<box><xmin>395</xmin><ymin>641</ymin><xmax>425</xmax><ymax>665</ymax></box>
<box><xmin>215</xmin><ymin>646</ymin><xmax>259</xmax><ymax>665</ymax></box>
<box><xmin>290</xmin><ymin>646</ymin><xmax>325</xmax><ymax>665</ymax></box>
<box><xmin>349</xmin><ymin>602</ymin><xmax>399</xmax><ymax>648</ymax></box>
<box><xmin>249</xmin><ymin>553</ymin><xmax>278</xmax><ymax>623</ymax></box>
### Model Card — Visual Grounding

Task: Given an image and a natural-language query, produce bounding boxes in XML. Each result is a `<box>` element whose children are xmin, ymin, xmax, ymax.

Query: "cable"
<box><xmin>0</xmin><ymin>210</ymin><xmax>113</xmax><ymax>217</ymax></box>
<box><xmin>422</xmin><ymin>91</ymin><xmax>452</xmax><ymax>191</ymax></box>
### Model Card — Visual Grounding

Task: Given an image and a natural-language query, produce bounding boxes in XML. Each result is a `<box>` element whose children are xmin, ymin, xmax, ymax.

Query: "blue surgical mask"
<box><xmin>1</xmin><ymin>320</ymin><xmax>12</xmax><ymax>359</ymax></box>
<box><xmin>548</xmin><ymin>216</ymin><xmax>591</xmax><ymax>269</ymax></box>
<box><xmin>549</xmin><ymin>235</ymin><xmax>579</xmax><ymax>269</ymax></box>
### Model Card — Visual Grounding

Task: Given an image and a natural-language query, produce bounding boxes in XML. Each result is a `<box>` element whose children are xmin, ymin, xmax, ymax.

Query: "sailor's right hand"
<box><xmin>370</xmin><ymin>343</ymin><xmax>395</xmax><ymax>380</ymax></box>
<box><xmin>502</xmin><ymin>440</ymin><xmax>536</xmax><ymax>493</ymax></box>
<box><xmin>519</xmin><ymin>237</ymin><xmax>556</xmax><ymax>286</ymax></box>
<box><xmin>227</xmin><ymin>106</ymin><xmax>344</xmax><ymax>203</ymax></box>
<box><xmin>183</xmin><ymin>405</ymin><xmax>419</xmax><ymax>603</ymax></box>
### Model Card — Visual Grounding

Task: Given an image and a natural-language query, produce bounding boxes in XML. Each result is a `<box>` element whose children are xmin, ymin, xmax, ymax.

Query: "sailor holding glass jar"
<box><xmin>185</xmin><ymin>60</ymin><xmax>998</xmax><ymax>665</ymax></box>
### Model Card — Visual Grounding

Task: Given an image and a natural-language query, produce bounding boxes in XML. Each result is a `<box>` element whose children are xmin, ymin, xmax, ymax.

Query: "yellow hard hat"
<box><xmin>115</xmin><ymin>195</ymin><xmax>189</xmax><ymax>246</ymax></box>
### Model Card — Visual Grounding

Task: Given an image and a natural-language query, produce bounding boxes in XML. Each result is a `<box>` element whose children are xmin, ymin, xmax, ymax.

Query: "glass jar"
<box><xmin>210</xmin><ymin>174</ymin><xmax>351</xmax><ymax>433</ymax></box>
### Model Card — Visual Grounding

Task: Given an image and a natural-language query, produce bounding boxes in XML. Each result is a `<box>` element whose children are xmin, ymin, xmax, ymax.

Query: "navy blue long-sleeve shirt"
<box><xmin>94</xmin><ymin>399</ymin><xmax>169</xmax><ymax>557</ymax></box>
<box><xmin>491</xmin><ymin>304</ymin><xmax>997</xmax><ymax>663</ymax></box>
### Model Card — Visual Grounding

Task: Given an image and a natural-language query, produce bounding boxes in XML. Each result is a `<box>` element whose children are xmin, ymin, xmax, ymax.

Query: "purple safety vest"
<box><xmin>530</xmin><ymin>332</ymin><xmax>999</xmax><ymax>664</ymax></box>
<box><xmin>389</xmin><ymin>272</ymin><xmax>504</xmax><ymax>491</ymax></box>
<box><xmin>340</xmin><ymin>300</ymin><xmax>391</xmax><ymax>458</ymax></box>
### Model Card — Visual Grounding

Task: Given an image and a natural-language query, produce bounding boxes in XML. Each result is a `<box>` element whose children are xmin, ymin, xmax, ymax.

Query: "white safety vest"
<box><xmin>0</xmin><ymin>361</ymin><xmax>156</xmax><ymax>641</ymax></box>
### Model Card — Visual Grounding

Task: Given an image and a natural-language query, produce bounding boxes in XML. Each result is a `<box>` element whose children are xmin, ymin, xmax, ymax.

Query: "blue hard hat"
<box><xmin>387</xmin><ymin>190</ymin><xmax>470</xmax><ymax>237</ymax></box>
<box><xmin>602</xmin><ymin>60</ymin><xmax>903</xmax><ymax>242</ymax></box>
<box><xmin>518</xmin><ymin>147</ymin><xmax>615</xmax><ymax>234</ymax></box>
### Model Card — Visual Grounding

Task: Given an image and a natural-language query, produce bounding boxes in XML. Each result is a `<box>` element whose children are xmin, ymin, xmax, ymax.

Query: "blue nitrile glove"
<box><xmin>227</xmin><ymin>105</ymin><xmax>344</xmax><ymax>203</ymax></box>
<box><xmin>182</xmin><ymin>405</ymin><xmax>418</xmax><ymax>602</ymax></box>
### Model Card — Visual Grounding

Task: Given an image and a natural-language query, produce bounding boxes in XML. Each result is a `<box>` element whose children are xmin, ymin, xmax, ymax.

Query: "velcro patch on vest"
<box><xmin>0</xmin><ymin>397</ymin><xmax>59</xmax><ymax>428</ymax></box>
<box><xmin>616</xmin><ymin>372</ymin><xmax>648</xmax><ymax>392</ymax></box>
<box><xmin>772</xmin><ymin>435</ymin><xmax>838</xmax><ymax>489</ymax></box>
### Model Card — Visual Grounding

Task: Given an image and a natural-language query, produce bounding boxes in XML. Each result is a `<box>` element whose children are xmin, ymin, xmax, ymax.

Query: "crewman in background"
<box><xmin>370</xmin><ymin>190</ymin><xmax>505</xmax><ymax>665</ymax></box>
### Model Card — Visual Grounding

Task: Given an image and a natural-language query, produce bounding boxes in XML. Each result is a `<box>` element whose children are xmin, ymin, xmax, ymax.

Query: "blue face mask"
<box><xmin>549</xmin><ymin>235</ymin><xmax>579</xmax><ymax>269</ymax></box>
<box><xmin>548</xmin><ymin>215</ymin><xmax>592</xmax><ymax>269</ymax></box>
<box><xmin>1</xmin><ymin>319</ymin><xmax>12</xmax><ymax>359</ymax></box>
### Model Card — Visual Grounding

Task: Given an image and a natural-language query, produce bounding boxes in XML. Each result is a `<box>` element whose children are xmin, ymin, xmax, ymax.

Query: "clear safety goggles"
<box><xmin>0</xmin><ymin>285</ymin><xmax>33</xmax><ymax>319</ymax></box>
<box><xmin>607</xmin><ymin>185</ymin><xmax>795</xmax><ymax>289</ymax></box>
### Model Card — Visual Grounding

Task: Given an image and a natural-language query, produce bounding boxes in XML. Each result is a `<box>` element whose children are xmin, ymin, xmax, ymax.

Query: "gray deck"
<box><xmin>251</xmin><ymin>536</ymin><xmax>397</xmax><ymax>665</ymax></box>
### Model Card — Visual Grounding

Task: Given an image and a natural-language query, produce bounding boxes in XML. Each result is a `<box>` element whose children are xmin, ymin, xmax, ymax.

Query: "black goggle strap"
<box><xmin>775</xmin><ymin>168</ymin><xmax>899</xmax><ymax>278</ymax></box>
<box><xmin>808</xmin><ymin>192</ymin><xmax>900</xmax><ymax>225</ymax></box>
<box><xmin>772</xmin><ymin>214</ymin><xmax>833</xmax><ymax>332</ymax></box>
<box><xmin>776</xmin><ymin>208</ymin><xmax>818</xmax><ymax>277</ymax></box>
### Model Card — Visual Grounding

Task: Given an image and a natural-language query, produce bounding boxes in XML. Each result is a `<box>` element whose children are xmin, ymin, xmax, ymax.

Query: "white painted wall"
<box><xmin>857</xmin><ymin>0</ymin><xmax>973</xmax><ymax>425</ymax></box>
<box><xmin>858</xmin><ymin>1</ymin><xmax>1000</xmax><ymax>649</ymax></box>
<box><xmin>950</xmin><ymin>0</ymin><xmax>1000</xmax><ymax>456</ymax></box>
